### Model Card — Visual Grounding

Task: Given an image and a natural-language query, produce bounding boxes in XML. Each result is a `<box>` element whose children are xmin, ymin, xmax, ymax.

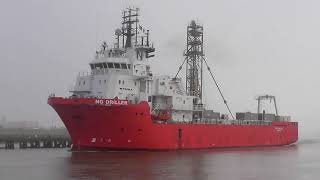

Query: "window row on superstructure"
<box><xmin>79</xmin><ymin>80</ymin><xmax>86</xmax><ymax>85</ymax></box>
<box><xmin>90</xmin><ymin>62</ymin><xmax>131</xmax><ymax>70</ymax></box>
<box><xmin>78</xmin><ymin>79</ymin><xmax>108</xmax><ymax>86</ymax></box>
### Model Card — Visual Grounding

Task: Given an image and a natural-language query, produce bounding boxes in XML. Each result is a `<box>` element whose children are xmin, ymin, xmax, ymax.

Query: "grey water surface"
<box><xmin>0</xmin><ymin>139</ymin><xmax>319</xmax><ymax>180</ymax></box>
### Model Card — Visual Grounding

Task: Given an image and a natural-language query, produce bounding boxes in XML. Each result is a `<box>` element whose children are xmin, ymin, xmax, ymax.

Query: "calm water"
<box><xmin>0</xmin><ymin>139</ymin><xmax>319</xmax><ymax>180</ymax></box>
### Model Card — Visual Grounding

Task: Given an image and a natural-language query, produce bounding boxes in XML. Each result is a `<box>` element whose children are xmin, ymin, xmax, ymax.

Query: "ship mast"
<box><xmin>122</xmin><ymin>7</ymin><xmax>139</xmax><ymax>48</ymax></box>
<box><xmin>120</xmin><ymin>8</ymin><xmax>155</xmax><ymax>58</ymax></box>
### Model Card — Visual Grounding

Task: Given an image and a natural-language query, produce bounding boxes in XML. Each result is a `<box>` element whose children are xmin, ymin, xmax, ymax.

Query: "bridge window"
<box><xmin>107</xmin><ymin>63</ymin><xmax>114</xmax><ymax>68</ymax></box>
<box><xmin>127</xmin><ymin>64</ymin><xmax>131</xmax><ymax>69</ymax></box>
<box><xmin>90</xmin><ymin>64</ymin><xmax>94</xmax><ymax>69</ymax></box>
<box><xmin>121</xmin><ymin>63</ymin><xmax>127</xmax><ymax>69</ymax></box>
<box><xmin>95</xmin><ymin>63</ymin><xmax>103</xmax><ymax>69</ymax></box>
<box><xmin>102</xmin><ymin>62</ymin><xmax>107</xmax><ymax>68</ymax></box>
<box><xmin>114</xmin><ymin>63</ymin><xmax>121</xmax><ymax>69</ymax></box>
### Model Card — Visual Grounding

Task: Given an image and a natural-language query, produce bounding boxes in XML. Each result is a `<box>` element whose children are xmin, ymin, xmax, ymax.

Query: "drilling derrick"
<box><xmin>184</xmin><ymin>20</ymin><xmax>204</xmax><ymax>104</ymax></box>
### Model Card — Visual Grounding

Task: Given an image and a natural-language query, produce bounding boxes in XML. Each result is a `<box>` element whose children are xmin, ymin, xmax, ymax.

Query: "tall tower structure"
<box><xmin>184</xmin><ymin>20</ymin><xmax>204</xmax><ymax>104</ymax></box>
<box><xmin>120</xmin><ymin>8</ymin><xmax>155</xmax><ymax>58</ymax></box>
<box><xmin>122</xmin><ymin>7</ymin><xmax>139</xmax><ymax>48</ymax></box>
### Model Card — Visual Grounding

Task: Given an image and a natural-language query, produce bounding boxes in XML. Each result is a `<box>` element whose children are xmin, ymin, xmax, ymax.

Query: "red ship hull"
<box><xmin>48</xmin><ymin>97</ymin><xmax>298</xmax><ymax>150</ymax></box>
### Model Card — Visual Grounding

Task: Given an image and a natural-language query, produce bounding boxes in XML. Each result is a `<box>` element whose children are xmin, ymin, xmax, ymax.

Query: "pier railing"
<box><xmin>0</xmin><ymin>128</ymin><xmax>71</xmax><ymax>150</ymax></box>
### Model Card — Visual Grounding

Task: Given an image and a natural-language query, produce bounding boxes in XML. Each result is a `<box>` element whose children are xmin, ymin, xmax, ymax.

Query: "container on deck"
<box><xmin>258</xmin><ymin>113</ymin><xmax>275</xmax><ymax>121</ymax></box>
<box><xmin>203</xmin><ymin>110</ymin><xmax>220</xmax><ymax>119</ymax></box>
<box><xmin>275</xmin><ymin>116</ymin><xmax>291</xmax><ymax>121</ymax></box>
<box><xmin>236</xmin><ymin>112</ymin><xmax>258</xmax><ymax>120</ymax></box>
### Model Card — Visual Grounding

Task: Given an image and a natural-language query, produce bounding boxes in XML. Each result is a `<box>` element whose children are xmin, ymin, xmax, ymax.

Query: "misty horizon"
<box><xmin>0</xmin><ymin>0</ymin><xmax>319</xmax><ymax>138</ymax></box>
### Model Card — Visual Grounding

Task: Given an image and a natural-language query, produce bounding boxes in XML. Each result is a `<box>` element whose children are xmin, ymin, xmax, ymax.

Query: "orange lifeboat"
<box><xmin>151</xmin><ymin>110</ymin><xmax>171</xmax><ymax>121</ymax></box>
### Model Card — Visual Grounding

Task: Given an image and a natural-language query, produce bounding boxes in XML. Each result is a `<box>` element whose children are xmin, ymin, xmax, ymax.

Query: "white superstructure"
<box><xmin>71</xmin><ymin>8</ymin><xmax>198</xmax><ymax>122</ymax></box>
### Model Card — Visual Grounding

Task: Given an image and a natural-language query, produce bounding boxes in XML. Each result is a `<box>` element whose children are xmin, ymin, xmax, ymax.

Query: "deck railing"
<box><xmin>193</xmin><ymin>104</ymin><xmax>205</xmax><ymax>111</ymax></box>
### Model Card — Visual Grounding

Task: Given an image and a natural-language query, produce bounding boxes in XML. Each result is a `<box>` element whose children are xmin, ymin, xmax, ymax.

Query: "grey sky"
<box><xmin>0</xmin><ymin>0</ymin><xmax>319</xmax><ymax>138</ymax></box>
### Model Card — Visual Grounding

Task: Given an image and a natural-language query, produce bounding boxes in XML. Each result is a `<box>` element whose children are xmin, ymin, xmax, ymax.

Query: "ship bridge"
<box><xmin>71</xmin><ymin>7</ymin><xmax>155</xmax><ymax>102</ymax></box>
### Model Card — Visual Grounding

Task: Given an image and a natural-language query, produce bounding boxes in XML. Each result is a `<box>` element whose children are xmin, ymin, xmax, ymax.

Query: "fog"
<box><xmin>0</xmin><ymin>0</ymin><xmax>319</xmax><ymax>138</ymax></box>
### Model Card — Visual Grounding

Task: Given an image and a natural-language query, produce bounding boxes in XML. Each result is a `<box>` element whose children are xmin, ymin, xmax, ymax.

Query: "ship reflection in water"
<box><xmin>66</xmin><ymin>143</ymin><xmax>308</xmax><ymax>180</ymax></box>
<box><xmin>1</xmin><ymin>140</ymin><xmax>320</xmax><ymax>180</ymax></box>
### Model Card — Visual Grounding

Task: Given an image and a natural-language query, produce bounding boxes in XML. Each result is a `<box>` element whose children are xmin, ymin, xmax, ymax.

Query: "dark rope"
<box><xmin>203</xmin><ymin>58</ymin><xmax>235</xmax><ymax>120</ymax></box>
<box><xmin>174</xmin><ymin>58</ymin><xmax>187</xmax><ymax>78</ymax></box>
